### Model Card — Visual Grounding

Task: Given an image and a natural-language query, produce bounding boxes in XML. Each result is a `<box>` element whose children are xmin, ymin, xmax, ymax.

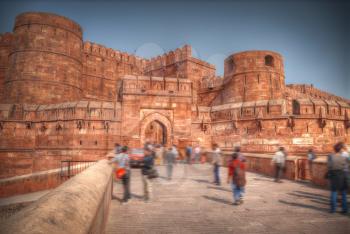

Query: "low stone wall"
<box><xmin>1</xmin><ymin>160</ymin><xmax>113</xmax><ymax>234</ymax></box>
<box><xmin>205</xmin><ymin>151</ymin><xmax>328</xmax><ymax>187</ymax></box>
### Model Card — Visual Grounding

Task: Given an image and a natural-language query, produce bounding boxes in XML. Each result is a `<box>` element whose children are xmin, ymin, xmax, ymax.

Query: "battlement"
<box><xmin>287</xmin><ymin>84</ymin><xmax>350</xmax><ymax>104</ymax></box>
<box><xmin>83</xmin><ymin>41</ymin><xmax>148</xmax><ymax>67</ymax></box>
<box><xmin>144</xmin><ymin>45</ymin><xmax>191</xmax><ymax>71</ymax></box>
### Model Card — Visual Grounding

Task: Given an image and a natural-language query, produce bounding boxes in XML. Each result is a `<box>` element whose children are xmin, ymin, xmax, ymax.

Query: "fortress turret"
<box><xmin>222</xmin><ymin>50</ymin><xmax>285</xmax><ymax>103</ymax></box>
<box><xmin>4</xmin><ymin>12</ymin><xmax>83</xmax><ymax>104</ymax></box>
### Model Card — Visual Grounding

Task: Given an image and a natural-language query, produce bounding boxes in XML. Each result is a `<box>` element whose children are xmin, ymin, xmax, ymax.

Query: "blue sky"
<box><xmin>0</xmin><ymin>0</ymin><xmax>349</xmax><ymax>98</ymax></box>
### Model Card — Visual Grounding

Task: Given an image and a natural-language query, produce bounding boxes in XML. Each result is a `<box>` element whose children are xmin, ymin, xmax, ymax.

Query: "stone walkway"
<box><xmin>0</xmin><ymin>190</ymin><xmax>51</xmax><ymax>221</ymax></box>
<box><xmin>106</xmin><ymin>164</ymin><xmax>350</xmax><ymax>234</ymax></box>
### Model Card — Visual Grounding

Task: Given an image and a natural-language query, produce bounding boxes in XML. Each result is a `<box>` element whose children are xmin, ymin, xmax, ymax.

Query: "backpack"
<box><xmin>233</xmin><ymin>161</ymin><xmax>246</xmax><ymax>187</ymax></box>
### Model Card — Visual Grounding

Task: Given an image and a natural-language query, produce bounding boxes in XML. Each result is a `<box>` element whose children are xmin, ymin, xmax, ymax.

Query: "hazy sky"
<box><xmin>0</xmin><ymin>0</ymin><xmax>349</xmax><ymax>98</ymax></box>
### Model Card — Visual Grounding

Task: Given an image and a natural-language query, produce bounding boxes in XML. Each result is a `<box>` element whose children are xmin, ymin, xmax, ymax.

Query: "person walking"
<box><xmin>171</xmin><ymin>145</ymin><xmax>179</xmax><ymax>157</ymax></box>
<box><xmin>327</xmin><ymin>142</ymin><xmax>348</xmax><ymax>214</ymax></box>
<box><xmin>109</xmin><ymin>146</ymin><xmax>131</xmax><ymax>203</ymax></box>
<box><xmin>141</xmin><ymin>147</ymin><xmax>155</xmax><ymax>202</ymax></box>
<box><xmin>307</xmin><ymin>148</ymin><xmax>316</xmax><ymax>177</ymax></box>
<box><xmin>115</xmin><ymin>143</ymin><xmax>122</xmax><ymax>154</ymax></box>
<box><xmin>234</xmin><ymin>146</ymin><xmax>246</xmax><ymax>162</ymax></box>
<box><xmin>227</xmin><ymin>152</ymin><xmax>246</xmax><ymax>205</ymax></box>
<box><xmin>212</xmin><ymin>143</ymin><xmax>221</xmax><ymax>185</ymax></box>
<box><xmin>194</xmin><ymin>145</ymin><xmax>201</xmax><ymax>163</ymax></box>
<box><xmin>165</xmin><ymin>146</ymin><xmax>176</xmax><ymax>180</ymax></box>
<box><xmin>272</xmin><ymin>147</ymin><xmax>286</xmax><ymax>182</ymax></box>
<box><xmin>186</xmin><ymin>145</ymin><xmax>192</xmax><ymax>164</ymax></box>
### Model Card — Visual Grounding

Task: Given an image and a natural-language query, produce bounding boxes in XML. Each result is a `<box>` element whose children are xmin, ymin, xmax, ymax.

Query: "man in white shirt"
<box><xmin>109</xmin><ymin>146</ymin><xmax>131</xmax><ymax>203</ymax></box>
<box><xmin>272</xmin><ymin>147</ymin><xmax>286</xmax><ymax>182</ymax></box>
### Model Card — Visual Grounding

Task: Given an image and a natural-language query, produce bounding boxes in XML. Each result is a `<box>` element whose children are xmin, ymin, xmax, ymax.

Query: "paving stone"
<box><xmin>105</xmin><ymin>164</ymin><xmax>350</xmax><ymax>233</ymax></box>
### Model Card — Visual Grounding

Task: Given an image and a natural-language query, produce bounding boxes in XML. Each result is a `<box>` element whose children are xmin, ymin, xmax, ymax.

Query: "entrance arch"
<box><xmin>140</xmin><ymin>113</ymin><xmax>172</xmax><ymax>146</ymax></box>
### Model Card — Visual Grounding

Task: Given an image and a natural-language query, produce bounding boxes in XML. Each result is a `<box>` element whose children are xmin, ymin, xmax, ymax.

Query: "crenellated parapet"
<box><xmin>83</xmin><ymin>41</ymin><xmax>148</xmax><ymax>68</ymax></box>
<box><xmin>143</xmin><ymin>45</ymin><xmax>216</xmax><ymax>88</ymax></box>
<box><xmin>144</xmin><ymin>45</ymin><xmax>192</xmax><ymax>72</ymax></box>
<box><xmin>287</xmin><ymin>84</ymin><xmax>350</xmax><ymax>104</ymax></box>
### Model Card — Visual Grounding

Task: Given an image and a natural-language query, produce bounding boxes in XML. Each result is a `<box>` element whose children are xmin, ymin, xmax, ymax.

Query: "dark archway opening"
<box><xmin>292</xmin><ymin>100</ymin><xmax>301</xmax><ymax>115</ymax></box>
<box><xmin>144</xmin><ymin>120</ymin><xmax>167</xmax><ymax>145</ymax></box>
<box><xmin>265</xmin><ymin>55</ymin><xmax>274</xmax><ymax>67</ymax></box>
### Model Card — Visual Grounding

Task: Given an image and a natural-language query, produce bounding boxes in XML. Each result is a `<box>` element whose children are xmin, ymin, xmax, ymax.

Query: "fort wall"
<box><xmin>82</xmin><ymin>42</ymin><xmax>148</xmax><ymax>102</ymax></box>
<box><xmin>0</xmin><ymin>101</ymin><xmax>121</xmax><ymax>178</ymax></box>
<box><xmin>0</xmin><ymin>11</ymin><xmax>349</xmax><ymax>196</ymax></box>
<box><xmin>3</xmin><ymin>12</ymin><xmax>84</xmax><ymax>104</ymax></box>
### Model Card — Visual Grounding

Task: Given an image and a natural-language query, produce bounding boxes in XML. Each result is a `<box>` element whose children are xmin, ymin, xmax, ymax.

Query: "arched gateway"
<box><xmin>140</xmin><ymin>113</ymin><xmax>172</xmax><ymax>146</ymax></box>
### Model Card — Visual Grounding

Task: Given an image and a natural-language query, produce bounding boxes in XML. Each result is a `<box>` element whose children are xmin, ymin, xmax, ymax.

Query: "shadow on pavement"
<box><xmin>207</xmin><ymin>186</ymin><xmax>231</xmax><ymax>192</ymax></box>
<box><xmin>203</xmin><ymin>195</ymin><xmax>232</xmax><ymax>205</ymax></box>
<box><xmin>287</xmin><ymin>191</ymin><xmax>329</xmax><ymax>203</ymax></box>
<box><xmin>192</xmin><ymin>179</ymin><xmax>212</xmax><ymax>184</ymax></box>
<box><xmin>278</xmin><ymin>199</ymin><xmax>329</xmax><ymax>213</ymax></box>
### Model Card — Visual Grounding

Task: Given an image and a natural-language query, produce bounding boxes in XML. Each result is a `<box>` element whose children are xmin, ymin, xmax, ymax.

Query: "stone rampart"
<box><xmin>1</xmin><ymin>160</ymin><xmax>113</xmax><ymax>234</ymax></box>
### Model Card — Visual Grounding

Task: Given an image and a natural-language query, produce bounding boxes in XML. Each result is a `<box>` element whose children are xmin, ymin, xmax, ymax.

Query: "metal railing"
<box><xmin>60</xmin><ymin>160</ymin><xmax>97</xmax><ymax>179</ymax></box>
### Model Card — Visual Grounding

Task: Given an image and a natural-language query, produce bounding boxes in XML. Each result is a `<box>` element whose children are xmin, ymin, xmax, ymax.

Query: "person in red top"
<box><xmin>227</xmin><ymin>152</ymin><xmax>246</xmax><ymax>205</ymax></box>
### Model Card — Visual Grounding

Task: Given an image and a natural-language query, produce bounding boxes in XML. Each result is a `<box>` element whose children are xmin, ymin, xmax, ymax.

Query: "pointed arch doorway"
<box><xmin>144</xmin><ymin>120</ymin><xmax>167</xmax><ymax>145</ymax></box>
<box><xmin>140</xmin><ymin>113</ymin><xmax>172</xmax><ymax>147</ymax></box>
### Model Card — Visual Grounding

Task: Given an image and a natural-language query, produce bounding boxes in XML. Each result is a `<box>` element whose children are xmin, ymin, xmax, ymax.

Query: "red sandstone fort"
<box><xmin>0</xmin><ymin>12</ymin><xmax>350</xmax><ymax>181</ymax></box>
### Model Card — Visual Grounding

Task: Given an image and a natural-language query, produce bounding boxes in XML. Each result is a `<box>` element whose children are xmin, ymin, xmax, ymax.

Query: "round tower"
<box><xmin>222</xmin><ymin>50</ymin><xmax>285</xmax><ymax>103</ymax></box>
<box><xmin>4</xmin><ymin>12</ymin><xmax>83</xmax><ymax>104</ymax></box>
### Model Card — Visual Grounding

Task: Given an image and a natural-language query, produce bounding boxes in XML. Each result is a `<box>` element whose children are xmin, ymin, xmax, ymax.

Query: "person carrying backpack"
<box><xmin>227</xmin><ymin>152</ymin><xmax>246</xmax><ymax>205</ymax></box>
<box><xmin>109</xmin><ymin>146</ymin><xmax>131</xmax><ymax>203</ymax></box>
<box><xmin>141</xmin><ymin>147</ymin><xmax>156</xmax><ymax>202</ymax></box>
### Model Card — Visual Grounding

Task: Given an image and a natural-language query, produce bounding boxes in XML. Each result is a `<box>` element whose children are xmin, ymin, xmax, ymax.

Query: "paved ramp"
<box><xmin>106</xmin><ymin>164</ymin><xmax>349</xmax><ymax>234</ymax></box>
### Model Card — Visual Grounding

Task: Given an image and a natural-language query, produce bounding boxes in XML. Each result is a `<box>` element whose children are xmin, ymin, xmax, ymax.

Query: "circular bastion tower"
<box><xmin>4</xmin><ymin>12</ymin><xmax>83</xmax><ymax>104</ymax></box>
<box><xmin>222</xmin><ymin>50</ymin><xmax>285</xmax><ymax>103</ymax></box>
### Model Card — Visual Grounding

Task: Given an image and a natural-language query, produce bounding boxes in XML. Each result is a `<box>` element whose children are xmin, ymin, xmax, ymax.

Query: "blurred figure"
<box><xmin>185</xmin><ymin>145</ymin><xmax>192</xmax><ymax>164</ymax></box>
<box><xmin>307</xmin><ymin>148</ymin><xmax>316</xmax><ymax>177</ymax></box>
<box><xmin>155</xmin><ymin>144</ymin><xmax>164</xmax><ymax>165</ymax></box>
<box><xmin>171</xmin><ymin>144</ymin><xmax>179</xmax><ymax>159</ymax></box>
<box><xmin>227</xmin><ymin>152</ymin><xmax>246</xmax><ymax>205</ymax></box>
<box><xmin>234</xmin><ymin>146</ymin><xmax>246</xmax><ymax>162</ymax></box>
<box><xmin>327</xmin><ymin>142</ymin><xmax>348</xmax><ymax>214</ymax></box>
<box><xmin>272</xmin><ymin>147</ymin><xmax>286</xmax><ymax>182</ymax></box>
<box><xmin>109</xmin><ymin>146</ymin><xmax>131</xmax><ymax>203</ymax></box>
<box><xmin>115</xmin><ymin>143</ymin><xmax>122</xmax><ymax>154</ymax></box>
<box><xmin>141</xmin><ymin>148</ymin><xmax>155</xmax><ymax>202</ymax></box>
<box><xmin>165</xmin><ymin>146</ymin><xmax>176</xmax><ymax>180</ymax></box>
<box><xmin>194</xmin><ymin>145</ymin><xmax>201</xmax><ymax>163</ymax></box>
<box><xmin>212</xmin><ymin>143</ymin><xmax>221</xmax><ymax>185</ymax></box>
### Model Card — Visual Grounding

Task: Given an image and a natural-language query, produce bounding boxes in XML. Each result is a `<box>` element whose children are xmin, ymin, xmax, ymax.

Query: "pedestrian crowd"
<box><xmin>109</xmin><ymin>141</ymin><xmax>350</xmax><ymax>214</ymax></box>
